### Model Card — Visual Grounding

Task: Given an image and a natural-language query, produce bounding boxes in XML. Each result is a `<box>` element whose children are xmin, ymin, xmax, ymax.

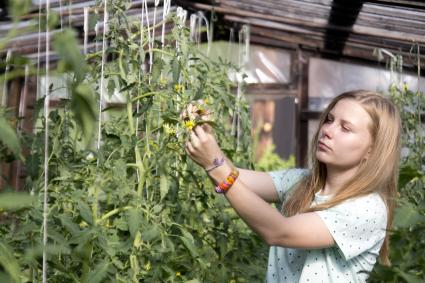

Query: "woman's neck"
<box><xmin>320</xmin><ymin>165</ymin><xmax>359</xmax><ymax>196</ymax></box>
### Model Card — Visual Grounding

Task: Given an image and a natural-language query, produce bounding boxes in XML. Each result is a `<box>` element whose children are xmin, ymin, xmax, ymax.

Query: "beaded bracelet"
<box><xmin>215</xmin><ymin>169</ymin><xmax>239</xmax><ymax>194</ymax></box>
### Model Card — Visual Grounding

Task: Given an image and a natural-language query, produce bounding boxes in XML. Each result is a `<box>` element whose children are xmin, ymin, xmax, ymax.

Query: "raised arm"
<box><xmin>235</xmin><ymin>168</ymin><xmax>279</xmax><ymax>203</ymax></box>
<box><xmin>185</xmin><ymin>126</ymin><xmax>335</xmax><ymax>249</ymax></box>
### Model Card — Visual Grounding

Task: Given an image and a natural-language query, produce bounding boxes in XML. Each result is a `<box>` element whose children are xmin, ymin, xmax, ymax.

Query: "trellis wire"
<box><xmin>232</xmin><ymin>24</ymin><xmax>250</xmax><ymax>151</ymax></box>
<box><xmin>42</xmin><ymin>0</ymin><xmax>51</xmax><ymax>281</ymax></box>
<box><xmin>1</xmin><ymin>50</ymin><xmax>11</xmax><ymax>106</ymax></box>
<box><xmin>96</xmin><ymin>0</ymin><xmax>109</xmax><ymax>164</ymax></box>
<box><xmin>84</xmin><ymin>7</ymin><xmax>89</xmax><ymax>54</ymax></box>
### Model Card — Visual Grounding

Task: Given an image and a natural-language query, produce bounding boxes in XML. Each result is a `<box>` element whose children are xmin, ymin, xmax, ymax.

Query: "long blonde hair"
<box><xmin>284</xmin><ymin>90</ymin><xmax>401</xmax><ymax>266</ymax></box>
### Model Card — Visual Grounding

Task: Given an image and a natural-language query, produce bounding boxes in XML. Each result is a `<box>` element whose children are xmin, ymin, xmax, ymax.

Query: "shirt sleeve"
<box><xmin>267</xmin><ymin>169</ymin><xmax>309</xmax><ymax>203</ymax></box>
<box><xmin>315</xmin><ymin>193</ymin><xmax>388</xmax><ymax>261</ymax></box>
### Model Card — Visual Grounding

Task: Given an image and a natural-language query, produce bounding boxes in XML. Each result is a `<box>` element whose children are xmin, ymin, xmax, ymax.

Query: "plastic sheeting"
<box><xmin>202</xmin><ymin>41</ymin><xmax>291</xmax><ymax>84</ymax></box>
<box><xmin>308</xmin><ymin>57</ymin><xmax>425</xmax><ymax>111</ymax></box>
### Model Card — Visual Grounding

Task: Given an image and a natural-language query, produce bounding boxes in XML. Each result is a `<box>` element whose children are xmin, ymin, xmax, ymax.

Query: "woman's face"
<box><xmin>316</xmin><ymin>98</ymin><xmax>373</xmax><ymax>170</ymax></box>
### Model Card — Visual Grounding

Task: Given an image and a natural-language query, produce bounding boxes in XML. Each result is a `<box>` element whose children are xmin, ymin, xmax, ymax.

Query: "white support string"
<box><xmin>161</xmin><ymin>0</ymin><xmax>171</xmax><ymax>51</ymax></box>
<box><xmin>84</xmin><ymin>7</ymin><xmax>89</xmax><ymax>54</ymax></box>
<box><xmin>42</xmin><ymin>0</ymin><xmax>51</xmax><ymax>281</ymax></box>
<box><xmin>96</xmin><ymin>0</ymin><xmax>109</xmax><ymax>163</ymax></box>
<box><xmin>1</xmin><ymin>50</ymin><xmax>11</xmax><ymax>107</ymax></box>
<box><xmin>197</xmin><ymin>12</ymin><xmax>211</xmax><ymax>55</ymax></box>
<box><xmin>136</xmin><ymin>0</ymin><xmax>146</xmax><ymax>137</ymax></box>
<box><xmin>95</xmin><ymin>8</ymin><xmax>99</xmax><ymax>53</ymax></box>
<box><xmin>176</xmin><ymin>7</ymin><xmax>187</xmax><ymax>51</ymax></box>
<box><xmin>18</xmin><ymin>65</ymin><xmax>29</xmax><ymax>131</ymax></box>
<box><xmin>58</xmin><ymin>0</ymin><xmax>64</xmax><ymax>30</ymax></box>
<box><xmin>144</xmin><ymin>0</ymin><xmax>153</xmax><ymax>75</ymax></box>
<box><xmin>232</xmin><ymin>25</ymin><xmax>250</xmax><ymax>150</ymax></box>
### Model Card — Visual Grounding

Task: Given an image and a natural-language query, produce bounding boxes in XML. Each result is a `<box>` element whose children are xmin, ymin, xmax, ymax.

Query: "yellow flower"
<box><xmin>174</xmin><ymin>84</ymin><xmax>184</xmax><ymax>93</ymax></box>
<box><xmin>176</xmin><ymin>271</ymin><xmax>181</xmax><ymax>277</ymax></box>
<box><xmin>163</xmin><ymin>123</ymin><xmax>176</xmax><ymax>136</ymax></box>
<box><xmin>185</xmin><ymin>120</ymin><xmax>195</xmax><ymax>130</ymax></box>
<box><xmin>159</xmin><ymin>77</ymin><xmax>168</xmax><ymax>87</ymax></box>
<box><xmin>144</xmin><ymin>262</ymin><xmax>151</xmax><ymax>271</ymax></box>
<box><xmin>79</xmin><ymin>221</ymin><xmax>89</xmax><ymax>228</ymax></box>
<box><xmin>403</xmin><ymin>82</ymin><xmax>409</xmax><ymax>92</ymax></box>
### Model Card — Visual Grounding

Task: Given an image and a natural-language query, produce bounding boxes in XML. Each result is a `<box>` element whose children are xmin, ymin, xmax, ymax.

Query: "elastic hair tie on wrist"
<box><xmin>206</xmin><ymin>157</ymin><xmax>225</xmax><ymax>173</ymax></box>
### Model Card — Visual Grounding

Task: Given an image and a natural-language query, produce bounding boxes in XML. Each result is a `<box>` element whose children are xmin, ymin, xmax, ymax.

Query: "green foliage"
<box><xmin>369</xmin><ymin>76</ymin><xmax>425</xmax><ymax>281</ymax></box>
<box><xmin>254</xmin><ymin>144</ymin><xmax>295</xmax><ymax>172</ymax></box>
<box><xmin>0</xmin><ymin>1</ymin><xmax>267</xmax><ymax>282</ymax></box>
<box><xmin>0</xmin><ymin>108</ymin><xmax>22</xmax><ymax>160</ymax></box>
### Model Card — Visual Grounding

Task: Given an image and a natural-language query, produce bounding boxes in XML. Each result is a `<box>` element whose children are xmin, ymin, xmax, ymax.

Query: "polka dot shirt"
<box><xmin>265</xmin><ymin>169</ymin><xmax>387</xmax><ymax>283</ymax></box>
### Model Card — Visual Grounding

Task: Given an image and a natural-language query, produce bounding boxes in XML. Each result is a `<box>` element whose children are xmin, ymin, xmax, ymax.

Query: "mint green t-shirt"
<box><xmin>266</xmin><ymin>169</ymin><xmax>387</xmax><ymax>283</ymax></box>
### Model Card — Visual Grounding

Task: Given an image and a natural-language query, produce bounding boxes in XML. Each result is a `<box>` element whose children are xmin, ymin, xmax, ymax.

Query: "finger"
<box><xmin>202</xmin><ymin>123</ymin><xmax>213</xmax><ymax>134</ymax></box>
<box><xmin>180</xmin><ymin>109</ymin><xmax>187</xmax><ymax>119</ymax></box>
<box><xmin>185</xmin><ymin>141</ymin><xmax>195</xmax><ymax>154</ymax></box>
<box><xmin>189</xmin><ymin>131</ymin><xmax>200</xmax><ymax>148</ymax></box>
<box><xmin>194</xmin><ymin>125</ymin><xmax>207</xmax><ymax>141</ymax></box>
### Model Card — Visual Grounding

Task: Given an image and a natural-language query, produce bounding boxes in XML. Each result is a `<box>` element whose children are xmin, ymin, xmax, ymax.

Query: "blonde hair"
<box><xmin>284</xmin><ymin>90</ymin><xmax>401</xmax><ymax>266</ymax></box>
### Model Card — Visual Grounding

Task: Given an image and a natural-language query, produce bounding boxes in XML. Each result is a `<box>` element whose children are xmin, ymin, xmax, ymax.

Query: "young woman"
<box><xmin>185</xmin><ymin>90</ymin><xmax>401</xmax><ymax>282</ymax></box>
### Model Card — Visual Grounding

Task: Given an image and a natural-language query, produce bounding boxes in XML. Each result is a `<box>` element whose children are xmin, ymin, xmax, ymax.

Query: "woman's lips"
<box><xmin>318</xmin><ymin>141</ymin><xmax>332</xmax><ymax>151</ymax></box>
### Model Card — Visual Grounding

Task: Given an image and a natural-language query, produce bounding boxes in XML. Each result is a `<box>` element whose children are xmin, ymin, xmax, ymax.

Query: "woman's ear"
<box><xmin>364</xmin><ymin>146</ymin><xmax>372</xmax><ymax>160</ymax></box>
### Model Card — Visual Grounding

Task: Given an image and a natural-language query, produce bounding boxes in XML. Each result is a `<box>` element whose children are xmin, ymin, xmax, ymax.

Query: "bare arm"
<box><xmin>236</xmin><ymin>168</ymin><xmax>279</xmax><ymax>203</ymax></box>
<box><xmin>221</xmin><ymin>157</ymin><xmax>279</xmax><ymax>203</ymax></box>
<box><xmin>211</xmin><ymin>164</ymin><xmax>335</xmax><ymax>249</ymax></box>
<box><xmin>185</xmin><ymin>126</ymin><xmax>335</xmax><ymax>249</ymax></box>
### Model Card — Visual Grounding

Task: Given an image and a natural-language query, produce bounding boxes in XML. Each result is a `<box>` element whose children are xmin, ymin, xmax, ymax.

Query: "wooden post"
<box><xmin>295</xmin><ymin>49</ymin><xmax>309</xmax><ymax>167</ymax></box>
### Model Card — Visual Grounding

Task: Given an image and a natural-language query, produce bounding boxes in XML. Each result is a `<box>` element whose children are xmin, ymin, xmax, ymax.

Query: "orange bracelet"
<box><xmin>215</xmin><ymin>169</ymin><xmax>239</xmax><ymax>193</ymax></box>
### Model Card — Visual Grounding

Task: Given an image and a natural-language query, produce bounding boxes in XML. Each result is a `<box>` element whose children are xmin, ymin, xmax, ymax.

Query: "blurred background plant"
<box><xmin>369</xmin><ymin>51</ymin><xmax>425</xmax><ymax>283</ymax></box>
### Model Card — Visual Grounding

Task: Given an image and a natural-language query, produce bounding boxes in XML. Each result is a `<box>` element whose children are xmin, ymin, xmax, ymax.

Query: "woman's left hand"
<box><xmin>185</xmin><ymin>125</ymin><xmax>224</xmax><ymax>170</ymax></box>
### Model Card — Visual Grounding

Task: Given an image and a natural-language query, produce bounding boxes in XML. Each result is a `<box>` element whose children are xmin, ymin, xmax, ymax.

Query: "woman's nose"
<box><xmin>321</xmin><ymin>124</ymin><xmax>333</xmax><ymax>139</ymax></box>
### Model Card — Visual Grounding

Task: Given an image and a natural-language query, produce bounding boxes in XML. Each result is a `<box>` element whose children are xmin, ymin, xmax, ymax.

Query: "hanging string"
<box><xmin>1</xmin><ymin>50</ymin><xmax>11</xmax><ymax>106</ymax></box>
<box><xmin>58</xmin><ymin>0</ymin><xmax>64</xmax><ymax>30</ymax></box>
<box><xmin>161</xmin><ymin>0</ymin><xmax>171</xmax><ymax>51</ymax></box>
<box><xmin>176</xmin><ymin>7</ymin><xmax>187</xmax><ymax>51</ymax></box>
<box><xmin>232</xmin><ymin>25</ymin><xmax>250</xmax><ymax>151</ymax></box>
<box><xmin>18</xmin><ymin>65</ymin><xmax>29</xmax><ymax>132</ymax></box>
<box><xmin>136</xmin><ymin>0</ymin><xmax>146</xmax><ymax>137</ymax></box>
<box><xmin>96</xmin><ymin>0</ymin><xmax>109</xmax><ymax>165</ymax></box>
<box><xmin>84</xmin><ymin>7</ymin><xmax>89</xmax><ymax>55</ymax></box>
<box><xmin>197</xmin><ymin>11</ymin><xmax>211</xmax><ymax>56</ymax></box>
<box><xmin>95</xmin><ymin>8</ymin><xmax>99</xmax><ymax>53</ymax></box>
<box><xmin>42</xmin><ymin>0</ymin><xmax>51</xmax><ymax>281</ymax></box>
<box><xmin>144</xmin><ymin>0</ymin><xmax>153</xmax><ymax>76</ymax></box>
<box><xmin>156</xmin><ymin>0</ymin><xmax>172</xmax><ymax>146</ymax></box>
<box><xmin>14</xmin><ymin>64</ymin><xmax>29</xmax><ymax>190</ymax></box>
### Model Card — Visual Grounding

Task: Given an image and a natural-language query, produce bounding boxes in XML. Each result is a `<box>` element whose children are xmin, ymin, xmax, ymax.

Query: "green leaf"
<box><xmin>8</xmin><ymin>0</ymin><xmax>31</xmax><ymax>19</ymax></box>
<box><xmin>127</xmin><ymin>208</ymin><xmax>141</xmax><ymax>238</ymax></box>
<box><xmin>78</xmin><ymin>202</ymin><xmax>93</xmax><ymax>225</ymax></box>
<box><xmin>171</xmin><ymin>57</ymin><xmax>181</xmax><ymax>84</ymax></box>
<box><xmin>393</xmin><ymin>201</ymin><xmax>423</xmax><ymax>228</ymax></box>
<box><xmin>71</xmin><ymin>83</ymin><xmax>96</xmax><ymax>145</ymax></box>
<box><xmin>52</xmin><ymin>29</ymin><xmax>88</xmax><ymax>82</ymax></box>
<box><xmin>0</xmin><ymin>116</ymin><xmax>21</xmax><ymax>159</ymax></box>
<box><xmin>0</xmin><ymin>243</ymin><xmax>21</xmax><ymax>283</ymax></box>
<box><xmin>160</xmin><ymin>174</ymin><xmax>169</xmax><ymax>200</ymax></box>
<box><xmin>88</xmin><ymin>260</ymin><xmax>110</xmax><ymax>283</ymax></box>
<box><xmin>0</xmin><ymin>192</ymin><xmax>34</xmax><ymax>210</ymax></box>
<box><xmin>399</xmin><ymin>165</ymin><xmax>421</xmax><ymax>189</ymax></box>
<box><xmin>141</xmin><ymin>225</ymin><xmax>160</xmax><ymax>242</ymax></box>
<box><xmin>151</xmin><ymin>56</ymin><xmax>164</xmax><ymax>83</ymax></box>
<box><xmin>395</xmin><ymin>269</ymin><xmax>424</xmax><ymax>283</ymax></box>
<box><xmin>180</xmin><ymin>228</ymin><xmax>199</xmax><ymax>258</ymax></box>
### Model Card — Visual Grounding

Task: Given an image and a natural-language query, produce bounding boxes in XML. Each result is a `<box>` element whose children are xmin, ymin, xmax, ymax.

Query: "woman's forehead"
<box><xmin>329</xmin><ymin>99</ymin><xmax>372</xmax><ymax>127</ymax></box>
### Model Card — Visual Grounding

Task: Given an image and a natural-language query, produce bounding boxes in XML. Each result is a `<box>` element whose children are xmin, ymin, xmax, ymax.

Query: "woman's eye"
<box><xmin>342</xmin><ymin>126</ymin><xmax>351</xmax><ymax>132</ymax></box>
